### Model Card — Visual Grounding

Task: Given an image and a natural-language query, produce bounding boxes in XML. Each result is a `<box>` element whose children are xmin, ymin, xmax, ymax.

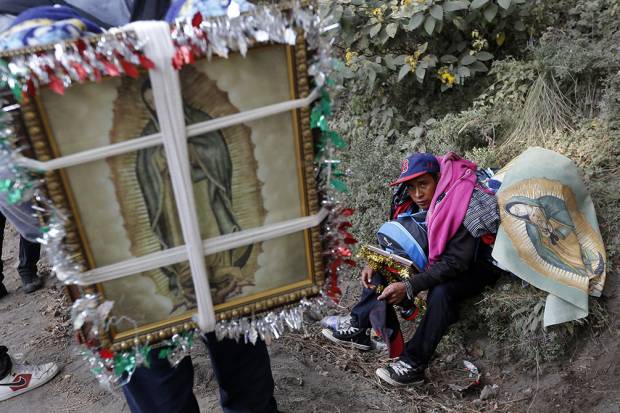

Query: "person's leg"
<box><xmin>0</xmin><ymin>346</ymin><xmax>11</xmax><ymax>380</ymax></box>
<box><xmin>385</xmin><ymin>301</ymin><xmax>405</xmax><ymax>357</ymax></box>
<box><xmin>17</xmin><ymin>236</ymin><xmax>42</xmax><ymax>293</ymax></box>
<box><xmin>0</xmin><ymin>212</ymin><xmax>6</xmax><ymax>297</ymax></box>
<box><xmin>203</xmin><ymin>332</ymin><xmax>278</xmax><ymax>413</ymax></box>
<box><xmin>376</xmin><ymin>281</ymin><xmax>465</xmax><ymax>386</ymax></box>
<box><xmin>404</xmin><ymin>266</ymin><xmax>499</xmax><ymax>367</ymax></box>
<box><xmin>350</xmin><ymin>272</ymin><xmax>387</xmax><ymax>329</ymax></box>
<box><xmin>376</xmin><ymin>266</ymin><xmax>499</xmax><ymax>386</ymax></box>
<box><xmin>403</xmin><ymin>282</ymin><xmax>462</xmax><ymax>366</ymax></box>
<box><xmin>323</xmin><ymin>272</ymin><xmax>388</xmax><ymax>351</ymax></box>
<box><xmin>122</xmin><ymin>353</ymin><xmax>199</xmax><ymax>413</ymax></box>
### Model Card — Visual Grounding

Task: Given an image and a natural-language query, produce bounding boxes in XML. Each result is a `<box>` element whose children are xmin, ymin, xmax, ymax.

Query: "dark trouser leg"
<box><xmin>122</xmin><ymin>353</ymin><xmax>199</xmax><ymax>413</ymax></box>
<box><xmin>350</xmin><ymin>272</ymin><xmax>389</xmax><ymax>329</ymax></box>
<box><xmin>203</xmin><ymin>332</ymin><xmax>278</xmax><ymax>413</ymax></box>
<box><xmin>403</xmin><ymin>263</ymin><xmax>500</xmax><ymax>367</ymax></box>
<box><xmin>17</xmin><ymin>236</ymin><xmax>40</xmax><ymax>280</ymax></box>
<box><xmin>0</xmin><ymin>212</ymin><xmax>6</xmax><ymax>282</ymax></box>
<box><xmin>0</xmin><ymin>346</ymin><xmax>11</xmax><ymax>380</ymax></box>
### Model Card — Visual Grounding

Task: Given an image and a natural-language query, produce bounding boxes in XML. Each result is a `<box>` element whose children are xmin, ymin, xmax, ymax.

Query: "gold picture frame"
<box><xmin>12</xmin><ymin>32</ymin><xmax>323</xmax><ymax>351</ymax></box>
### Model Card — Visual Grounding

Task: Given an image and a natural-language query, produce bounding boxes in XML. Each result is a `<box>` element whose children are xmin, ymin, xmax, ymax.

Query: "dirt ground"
<box><xmin>1</xmin><ymin>223</ymin><xmax>619</xmax><ymax>413</ymax></box>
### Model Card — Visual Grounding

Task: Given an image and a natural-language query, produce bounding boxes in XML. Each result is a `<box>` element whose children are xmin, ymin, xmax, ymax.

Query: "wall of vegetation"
<box><xmin>323</xmin><ymin>0</ymin><xmax>620</xmax><ymax>362</ymax></box>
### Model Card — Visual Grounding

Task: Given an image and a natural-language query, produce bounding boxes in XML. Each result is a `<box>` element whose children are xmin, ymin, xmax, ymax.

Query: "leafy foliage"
<box><xmin>328</xmin><ymin>0</ymin><xmax>533</xmax><ymax>93</ymax></box>
<box><xmin>327</xmin><ymin>0</ymin><xmax>620</xmax><ymax>362</ymax></box>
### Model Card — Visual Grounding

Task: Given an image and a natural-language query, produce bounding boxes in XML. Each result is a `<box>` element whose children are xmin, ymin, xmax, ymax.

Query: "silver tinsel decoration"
<box><xmin>2</xmin><ymin>1</ymin><xmax>342</xmax><ymax>387</ymax></box>
<box><xmin>214</xmin><ymin>296</ymin><xmax>326</xmax><ymax>344</ymax></box>
<box><xmin>3</xmin><ymin>30</ymin><xmax>153</xmax><ymax>97</ymax></box>
<box><xmin>168</xmin><ymin>0</ymin><xmax>339</xmax><ymax>88</ymax></box>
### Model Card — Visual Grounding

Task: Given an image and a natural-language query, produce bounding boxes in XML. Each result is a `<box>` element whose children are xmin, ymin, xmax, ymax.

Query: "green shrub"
<box><xmin>328</xmin><ymin>0</ymin><xmax>619</xmax><ymax>363</ymax></box>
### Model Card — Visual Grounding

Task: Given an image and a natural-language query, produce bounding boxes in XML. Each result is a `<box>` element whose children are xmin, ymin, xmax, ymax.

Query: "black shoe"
<box><xmin>321</xmin><ymin>326</ymin><xmax>372</xmax><ymax>351</ymax></box>
<box><xmin>21</xmin><ymin>275</ymin><xmax>42</xmax><ymax>294</ymax></box>
<box><xmin>376</xmin><ymin>359</ymin><xmax>425</xmax><ymax>386</ymax></box>
<box><xmin>0</xmin><ymin>282</ymin><xmax>7</xmax><ymax>299</ymax></box>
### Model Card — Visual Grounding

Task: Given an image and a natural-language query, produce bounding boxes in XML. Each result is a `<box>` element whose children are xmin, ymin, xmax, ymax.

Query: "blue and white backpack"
<box><xmin>376</xmin><ymin>210</ymin><xmax>428</xmax><ymax>272</ymax></box>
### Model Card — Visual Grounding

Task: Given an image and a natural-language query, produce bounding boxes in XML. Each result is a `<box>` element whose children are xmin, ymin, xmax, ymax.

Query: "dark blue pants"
<box><xmin>403</xmin><ymin>260</ymin><xmax>500</xmax><ymax>367</ymax></box>
<box><xmin>351</xmin><ymin>261</ymin><xmax>500</xmax><ymax>367</ymax></box>
<box><xmin>350</xmin><ymin>272</ymin><xmax>400</xmax><ymax>336</ymax></box>
<box><xmin>0</xmin><ymin>346</ymin><xmax>11</xmax><ymax>379</ymax></box>
<box><xmin>122</xmin><ymin>332</ymin><xmax>278</xmax><ymax>413</ymax></box>
<box><xmin>0</xmin><ymin>212</ymin><xmax>40</xmax><ymax>283</ymax></box>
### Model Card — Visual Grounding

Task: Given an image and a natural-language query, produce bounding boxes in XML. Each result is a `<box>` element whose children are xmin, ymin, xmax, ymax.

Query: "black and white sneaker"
<box><xmin>321</xmin><ymin>326</ymin><xmax>372</xmax><ymax>351</ymax></box>
<box><xmin>320</xmin><ymin>315</ymin><xmax>352</xmax><ymax>331</ymax></box>
<box><xmin>375</xmin><ymin>359</ymin><xmax>425</xmax><ymax>386</ymax></box>
<box><xmin>0</xmin><ymin>360</ymin><xmax>59</xmax><ymax>401</ymax></box>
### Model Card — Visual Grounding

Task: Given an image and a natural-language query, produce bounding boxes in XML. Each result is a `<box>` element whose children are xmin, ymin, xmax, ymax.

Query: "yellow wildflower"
<box><xmin>470</xmin><ymin>29</ymin><xmax>488</xmax><ymax>51</ymax></box>
<box><xmin>406</xmin><ymin>55</ymin><xmax>418</xmax><ymax>71</ymax></box>
<box><xmin>442</xmin><ymin>72</ymin><xmax>456</xmax><ymax>85</ymax></box>
<box><xmin>345</xmin><ymin>49</ymin><xmax>358</xmax><ymax>66</ymax></box>
<box><xmin>402</xmin><ymin>0</ymin><xmax>413</xmax><ymax>6</ymax></box>
<box><xmin>472</xmin><ymin>37</ymin><xmax>488</xmax><ymax>52</ymax></box>
<box><xmin>438</xmin><ymin>67</ymin><xmax>456</xmax><ymax>87</ymax></box>
<box><xmin>371</xmin><ymin>7</ymin><xmax>384</xmax><ymax>21</ymax></box>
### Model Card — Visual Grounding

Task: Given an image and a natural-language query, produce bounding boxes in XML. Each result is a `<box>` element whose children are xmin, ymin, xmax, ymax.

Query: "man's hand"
<box><xmin>377</xmin><ymin>282</ymin><xmax>407</xmax><ymax>305</ymax></box>
<box><xmin>360</xmin><ymin>265</ymin><xmax>374</xmax><ymax>289</ymax></box>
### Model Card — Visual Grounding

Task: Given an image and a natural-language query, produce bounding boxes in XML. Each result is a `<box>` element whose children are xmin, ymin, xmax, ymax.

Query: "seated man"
<box><xmin>322</xmin><ymin>152</ymin><xmax>502</xmax><ymax>386</ymax></box>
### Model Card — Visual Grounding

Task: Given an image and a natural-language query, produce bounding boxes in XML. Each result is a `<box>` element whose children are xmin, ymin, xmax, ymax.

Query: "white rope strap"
<box><xmin>76</xmin><ymin>208</ymin><xmax>328</xmax><ymax>285</ymax></box>
<box><xmin>129</xmin><ymin>21</ymin><xmax>215</xmax><ymax>332</ymax></box>
<box><xmin>15</xmin><ymin>87</ymin><xmax>320</xmax><ymax>172</ymax></box>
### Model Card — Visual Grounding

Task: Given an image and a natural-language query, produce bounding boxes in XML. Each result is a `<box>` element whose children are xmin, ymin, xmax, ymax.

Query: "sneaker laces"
<box><xmin>337</xmin><ymin>316</ymin><xmax>352</xmax><ymax>330</ymax></box>
<box><xmin>335</xmin><ymin>325</ymin><xmax>360</xmax><ymax>335</ymax></box>
<box><xmin>389</xmin><ymin>360</ymin><xmax>413</xmax><ymax>376</ymax></box>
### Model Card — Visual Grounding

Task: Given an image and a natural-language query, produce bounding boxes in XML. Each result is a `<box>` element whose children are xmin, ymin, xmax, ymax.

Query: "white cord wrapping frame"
<box><xmin>77</xmin><ymin>208</ymin><xmax>328</xmax><ymax>285</ymax></box>
<box><xmin>130</xmin><ymin>22</ymin><xmax>215</xmax><ymax>331</ymax></box>
<box><xmin>15</xmin><ymin>87</ymin><xmax>321</xmax><ymax>172</ymax></box>
<box><xmin>17</xmin><ymin>22</ymin><xmax>326</xmax><ymax>333</ymax></box>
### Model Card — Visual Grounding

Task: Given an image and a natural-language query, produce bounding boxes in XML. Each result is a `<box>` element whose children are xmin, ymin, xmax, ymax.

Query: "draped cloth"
<box><xmin>426</xmin><ymin>152</ymin><xmax>477</xmax><ymax>265</ymax></box>
<box><xmin>492</xmin><ymin>147</ymin><xmax>606</xmax><ymax>326</ymax></box>
<box><xmin>0</xmin><ymin>5</ymin><xmax>101</xmax><ymax>50</ymax></box>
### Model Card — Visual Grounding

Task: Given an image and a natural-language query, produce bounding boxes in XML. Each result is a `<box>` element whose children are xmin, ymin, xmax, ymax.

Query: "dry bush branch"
<box><xmin>504</xmin><ymin>73</ymin><xmax>576</xmax><ymax>149</ymax></box>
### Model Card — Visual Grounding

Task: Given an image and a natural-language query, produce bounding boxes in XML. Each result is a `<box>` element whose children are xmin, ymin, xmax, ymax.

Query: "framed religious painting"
<box><xmin>7</xmin><ymin>28</ymin><xmax>325</xmax><ymax>351</ymax></box>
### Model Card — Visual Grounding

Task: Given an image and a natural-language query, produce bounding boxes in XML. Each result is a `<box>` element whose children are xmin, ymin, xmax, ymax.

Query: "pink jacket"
<box><xmin>426</xmin><ymin>153</ymin><xmax>477</xmax><ymax>264</ymax></box>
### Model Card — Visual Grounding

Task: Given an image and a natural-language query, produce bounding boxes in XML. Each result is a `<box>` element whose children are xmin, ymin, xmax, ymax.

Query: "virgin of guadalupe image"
<box><xmin>505</xmin><ymin>195</ymin><xmax>605</xmax><ymax>279</ymax></box>
<box><xmin>135</xmin><ymin>79</ymin><xmax>253</xmax><ymax>307</ymax></box>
